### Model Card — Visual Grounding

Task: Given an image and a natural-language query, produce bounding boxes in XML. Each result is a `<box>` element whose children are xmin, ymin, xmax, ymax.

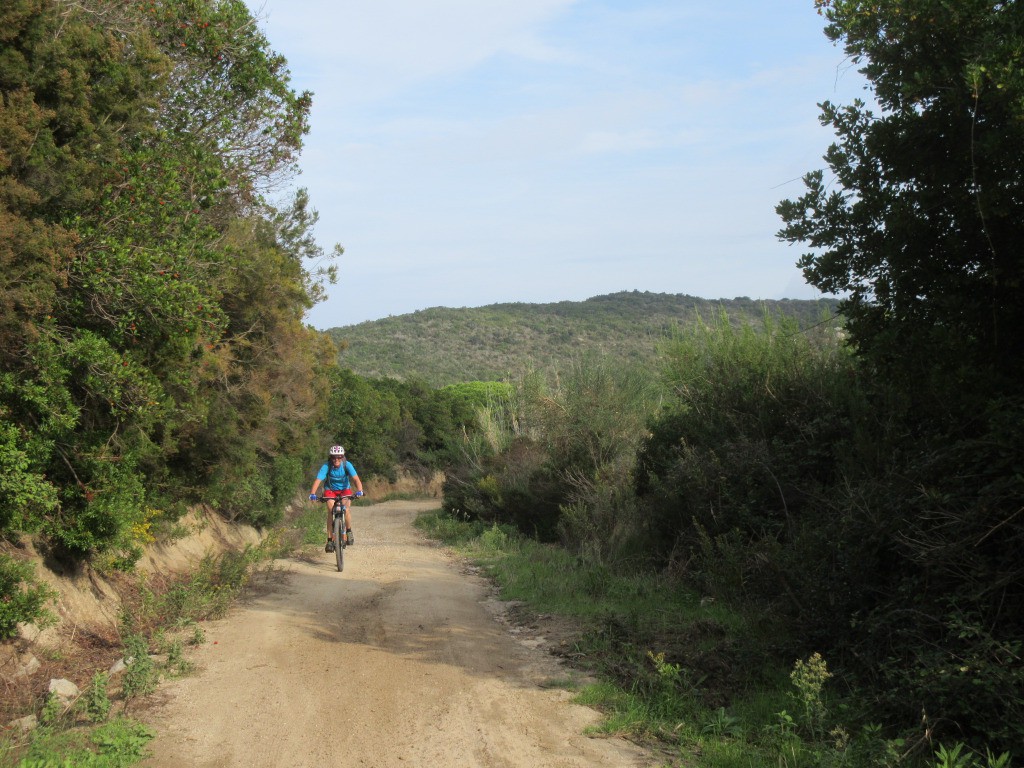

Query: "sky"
<box><xmin>246</xmin><ymin>0</ymin><xmax>868</xmax><ymax>329</ymax></box>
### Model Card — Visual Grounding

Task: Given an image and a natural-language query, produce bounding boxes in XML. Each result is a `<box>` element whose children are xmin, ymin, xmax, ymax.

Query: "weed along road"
<box><xmin>141</xmin><ymin>500</ymin><xmax>652</xmax><ymax>768</ymax></box>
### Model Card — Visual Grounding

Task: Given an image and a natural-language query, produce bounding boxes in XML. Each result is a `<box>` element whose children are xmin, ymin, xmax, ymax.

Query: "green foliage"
<box><xmin>188</xmin><ymin>624</ymin><xmax>206</xmax><ymax>646</ymax></box>
<box><xmin>931</xmin><ymin>743</ymin><xmax>1012</xmax><ymax>768</ymax></box>
<box><xmin>435</xmin><ymin>293</ymin><xmax>1020</xmax><ymax>751</ymax></box>
<box><xmin>48</xmin><ymin>457</ymin><xmax>148</xmax><ymax>557</ymax></box>
<box><xmin>88</xmin><ymin>719</ymin><xmax>154</xmax><ymax>767</ymax></box>
<box><xmin>411</xmin><ymin>508</ymin><xmax>486</xmax><ymax>545</ymax></box>
<box><xmin>120</xmin><ymin>634</ymin><xmax>158</xmax><ymax>704</ymax></box>
<box><xmin>270</xmin><ymin>454</ymin><xmax>304</xmax><ymax>508</ymax></box>
<box><xmin>0</xmin><ymin>0</ymin><xmax>335</xmax><ymax>560</ymax></box>
<box><xmin>139</xmin><ymin>545</ymin><xmax>271</xmax><ymax>626</ymax></box>
<box><xmin>328</xmin><ymin>292</ymin><xmax>839</xmax><ymax>387</ymax></box>
<box><xmin>39</xmin><ymin>694</ymin><xmax>65</xmax><ymax>727</ymax></box>
<box><xmin>311</xmin><ymin>369</ymin><xmax>511</xmax><ymax>483</ymax></box>
<box><xmin>635</xmin><ymin>311</ymin><xmax>858</xmax><ymax>593</ymax></box>
<box><xmin>16</xmin><ymin>717</ymin><xmax>155</xmax><ymax>768</ymax></box>
<box><xmin>163</xmin><ymin>639</ymin><xmax>193</xmax><ymax>677</ymax></box>
<box><xmin>0</xmin><ymin>554</ymin><xmax>57</xmax><ymax>638</ymax></box>
<box><xmin>790</xmin><ymin>653</ymin><xmax>831</xmax><ymax>741</ymax></box>
<box><xmin>701</xmin><ymin>707</ymin><xmax>744</xmax><ymax>739</ymax></box>
<box><xmin>633</xmin><ymin>307</ymin><xmax>1024</xmax><ymax>750</ymax></box>
<box><xmin>643</xmin><ymin>651</ymin><xmax>702</xmax><ymax>724</ymax></box>
<box><xmin>319</xmin><ymin>368</ymin><xmax>402</xmax><ymax>479</ymax></box>
<box><xmin>443</xmin><ymin>355</ymin><xmax>659</xmax><ymax>545</ymax></box>
<box><xmin>77</xmin><ymin>672</ymin><xmax>112</xmax><ymax>724</ymax></box>
<box><xmin>0</xmin><ymin>410</ymin><xmax>58</xmax><ymax>532</ymax></box>
<box><xmin>776</xmin><ymin>2</ymin><xmax>1024</xmax><ymax>752</ymax></box>
<box><xmin>781</xmin><ymin>1</ymin><xmax>1024</xmax><ymax>405</ymax></box>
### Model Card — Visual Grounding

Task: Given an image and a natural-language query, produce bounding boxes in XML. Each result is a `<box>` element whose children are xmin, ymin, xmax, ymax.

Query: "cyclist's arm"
<box><xmin>310</xmin><ymin>464</ymin><xmax>329</xmax><ymax>497</ymax></box>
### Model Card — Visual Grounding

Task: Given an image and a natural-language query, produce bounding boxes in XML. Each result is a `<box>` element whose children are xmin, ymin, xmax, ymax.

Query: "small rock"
<box><xmin>9</xmin><ymin>714</ymin><xmax>38</xmax><ymax>732</ymax></box>
<box><xmin>48</xmin><ymin>678</ymin><xmax>80</xmax><ymax>701</ymax></box>
<box><xmin>13</xmin><ymin>654</ymin><xmax>40</xmax><ymax>679</ymax></box>
<box><xmin>16</xmin><ymin>623</ymin><xmax>41</xmax><ymax>643</ymax></box>
<box><xmin>109</xmin><ymin>658</ymin><xmax>127</xmax><ymax>675</ymax></box>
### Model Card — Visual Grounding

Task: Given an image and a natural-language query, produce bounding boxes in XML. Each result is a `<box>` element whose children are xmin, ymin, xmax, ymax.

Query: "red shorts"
<box><xmin>323</xmin><ymin>489</ymin><xmax>354</xmax><ymax>499</ymax></box>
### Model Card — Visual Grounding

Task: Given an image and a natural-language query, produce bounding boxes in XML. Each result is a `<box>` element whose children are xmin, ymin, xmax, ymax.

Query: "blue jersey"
<box><xmin>317</xmin><ymin>461</ymin><xmax>357</xmax><ymax>491</ymax></box>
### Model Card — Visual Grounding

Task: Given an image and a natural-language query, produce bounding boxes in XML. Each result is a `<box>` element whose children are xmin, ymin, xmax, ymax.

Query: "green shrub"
<box><xmin>0</xmin><ymin>410</ymin><xmax>59</xmax><ymax>533</ymax></box>
<box><xmin>0</xmin><ymin>555</ymin><xmax>57</xmax><ymax>638</ymax></box>
<box><xmin>46</xmin><ymin>458</ymin><xmax>149</xmax><ymax>557</ymax></box>
<box><xmin>636</xmin><ymin>311</ymin><xmax>856</xmax><ymax>565</ymax></box>
<box><xmin>78</xmin><ymin>672</ymin><xmax>112</xmax><ymax>724</ymax></box>
<box><xmin>121</xmin><ymin>634</ymin><xmax>158</xmax><ymax>704</ymax></box>
<box><xmin>443</xmin><ymin>358</ymin><xmax>657</xmax><ymax>544</ymax></box>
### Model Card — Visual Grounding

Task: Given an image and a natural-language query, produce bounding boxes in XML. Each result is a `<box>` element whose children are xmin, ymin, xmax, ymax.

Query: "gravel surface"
<box><xmin>141</xmin><ymin>500</ymin><xmax>653</xmax><ymax>767</ymax></box>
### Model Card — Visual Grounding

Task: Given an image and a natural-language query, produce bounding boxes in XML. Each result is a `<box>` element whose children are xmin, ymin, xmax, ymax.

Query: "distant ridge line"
<box><xmin>324</xmin><ymin>291</ymin><xmax>839</xmax><ymax>387</ymax></box>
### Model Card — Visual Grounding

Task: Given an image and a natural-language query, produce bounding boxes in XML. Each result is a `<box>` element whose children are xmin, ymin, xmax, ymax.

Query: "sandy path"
<box><xmin>141</xmin><ymin>500</ymin><xmax>653</xmax><ymax>767</ymax></box>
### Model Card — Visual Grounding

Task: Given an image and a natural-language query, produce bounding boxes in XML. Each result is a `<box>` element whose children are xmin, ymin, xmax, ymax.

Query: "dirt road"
<box><xmin>141</xmin><ymin>500</ymin><xmax>653</xmax><ymax>767</ymax></box>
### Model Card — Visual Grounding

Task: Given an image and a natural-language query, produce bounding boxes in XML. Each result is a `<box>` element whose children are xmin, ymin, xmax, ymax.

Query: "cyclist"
<box><xmin>309</xmin><ymin>445</ymin><xmax>364</xmax><ymax>552</ymax></box>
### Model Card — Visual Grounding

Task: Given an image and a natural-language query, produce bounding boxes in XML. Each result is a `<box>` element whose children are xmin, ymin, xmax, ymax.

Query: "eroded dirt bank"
<box><xmin>140</xmin><ymin>500</ymin><xmax>653</xmax><ymax>767</ymax></box>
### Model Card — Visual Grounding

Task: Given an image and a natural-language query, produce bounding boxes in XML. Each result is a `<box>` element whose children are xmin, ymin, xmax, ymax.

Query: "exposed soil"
<box><xmin>138</xmin><ymin>500</ymin><xmax>655</xmax><ymax>767</ymax></box>
<box><xmin>0</xmin><ymin>506</ymin><xmax>265</xmax><ymax>729</ymax></box>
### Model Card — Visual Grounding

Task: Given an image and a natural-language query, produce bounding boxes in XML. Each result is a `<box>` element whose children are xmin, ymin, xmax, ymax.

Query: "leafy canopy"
<box><xmin>778</xmin><ymin>0</ymin><xmax>1024</xmax><ymax>402</ymax></box>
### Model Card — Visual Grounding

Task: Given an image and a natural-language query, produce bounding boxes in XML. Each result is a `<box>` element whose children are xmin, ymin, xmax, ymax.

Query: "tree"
<box><xmin>776</xmin><ymin>2</ymin><xmax>1024</xmax><ymax>749</ymax></box>
<box><xmin>777</xmin><ymin>0</ymin><xmax>1024</xmax><ymax>407</ymax></box>
<box><xmin>0</xmin><ymin>0</ymin><xmax>333</xmax><ymax>551</ymax></box>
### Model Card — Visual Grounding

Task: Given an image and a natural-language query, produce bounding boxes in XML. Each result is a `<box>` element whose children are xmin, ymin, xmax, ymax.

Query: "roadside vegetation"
<box><xmin>423</xmin><ymin>298</ymin><xmax>1020</xmax><ymax>764</ymax></box>
<box><xmin>416</xmin><ymin>511</ymin><xmax>908</xmax><ymax>768</ymax></box>
<box><xmin>0</xmin><ymin>0</ymin><xmax>337</xmax><ymax>609</ymax></box>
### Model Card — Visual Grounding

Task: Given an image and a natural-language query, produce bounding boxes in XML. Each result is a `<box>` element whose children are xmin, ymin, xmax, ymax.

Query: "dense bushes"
<box><xmin>771</xmin><ymin>0</ymin><xmax>1024</xmax><ymax>750</ymax></box>
<box><xmin>630</xmin><ymin>312</ymin><xmax>1023</xmax><ymax>750</ymax></box>
<box><xmin>442</xmin><ymin>356</ymin><xmax>659</xmax><ymax>551</ymax></box>
<box><xmin>437</xmin><ymin>307</ymin><xmax>1022</xmax><ymax>753</ymax></box>
<box><xmin>0</xmin><ymin>1</ymin><xmax>332</xmax><ymax>579</ymax></box>
<box><xmin>835</xmin><ymin>400</ymin><xmax>1024</xmax><ymax>750</ymax></box>
<box><xmin>314</xmin><ymin>370</ymin><xmax>512</xmax><ymax>484</ymax></box>
<box><xmin>635</xmin><ymin>313</ymin><xmax>861</xmax><ymax>611</ymax></box>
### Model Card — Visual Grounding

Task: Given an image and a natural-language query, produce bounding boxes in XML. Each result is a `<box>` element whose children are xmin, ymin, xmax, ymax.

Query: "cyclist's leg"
<box><xmin>337</xmin><ymin>490</ymin><xmax>353</xmax><ymax>542</ymax></box>
<box><xmin>325</xmin><ymin>497</ymin><xmax>336</xmax><ymax>540</ymax></box>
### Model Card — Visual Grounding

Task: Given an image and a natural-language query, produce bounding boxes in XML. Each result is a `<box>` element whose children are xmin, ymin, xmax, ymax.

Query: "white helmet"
<box><xmin>329</xmin><ymin>445</ymin><xmax>345</xmax><ymax>457</ymax></box>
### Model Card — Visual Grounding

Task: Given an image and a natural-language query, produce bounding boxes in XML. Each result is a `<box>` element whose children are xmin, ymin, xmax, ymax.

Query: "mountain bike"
<box><xmin>319</xmin><ymin>495</ymin><xmax>355</xmax><ymax>572</ymax></box>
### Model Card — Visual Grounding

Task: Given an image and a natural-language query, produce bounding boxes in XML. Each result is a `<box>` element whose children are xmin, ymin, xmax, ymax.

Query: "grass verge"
<box><xmin>413</xmin><ymin>511</ymin><xmax>1013</xmax><ymax>768</ymax></box>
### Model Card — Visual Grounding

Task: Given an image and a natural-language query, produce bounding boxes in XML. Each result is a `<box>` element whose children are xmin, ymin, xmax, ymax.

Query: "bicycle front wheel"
<box><xmin>333</xmin><ymin>515</ymin><xmax>345</xmax><ymax>573</ymax></box>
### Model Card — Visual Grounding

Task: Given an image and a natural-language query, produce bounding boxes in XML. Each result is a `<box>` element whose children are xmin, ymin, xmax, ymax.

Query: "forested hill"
<box><xmin>326</xmin><ymin>291</ymin><xmax>839</xmax><ymax>386</ymax></box>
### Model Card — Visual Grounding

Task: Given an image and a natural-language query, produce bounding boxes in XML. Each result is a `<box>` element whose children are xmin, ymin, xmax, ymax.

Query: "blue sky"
<box><xmin>247</xmin><ymin>0</ymin><xmax>866</xmax><ymax>328</ymax></box>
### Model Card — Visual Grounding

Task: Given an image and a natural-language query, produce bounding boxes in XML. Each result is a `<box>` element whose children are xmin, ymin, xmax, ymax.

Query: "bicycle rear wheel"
<box><xmin>332</xmin><ymin>514</ymin><xmax>345</xmax><ymax>573</ymax></box>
